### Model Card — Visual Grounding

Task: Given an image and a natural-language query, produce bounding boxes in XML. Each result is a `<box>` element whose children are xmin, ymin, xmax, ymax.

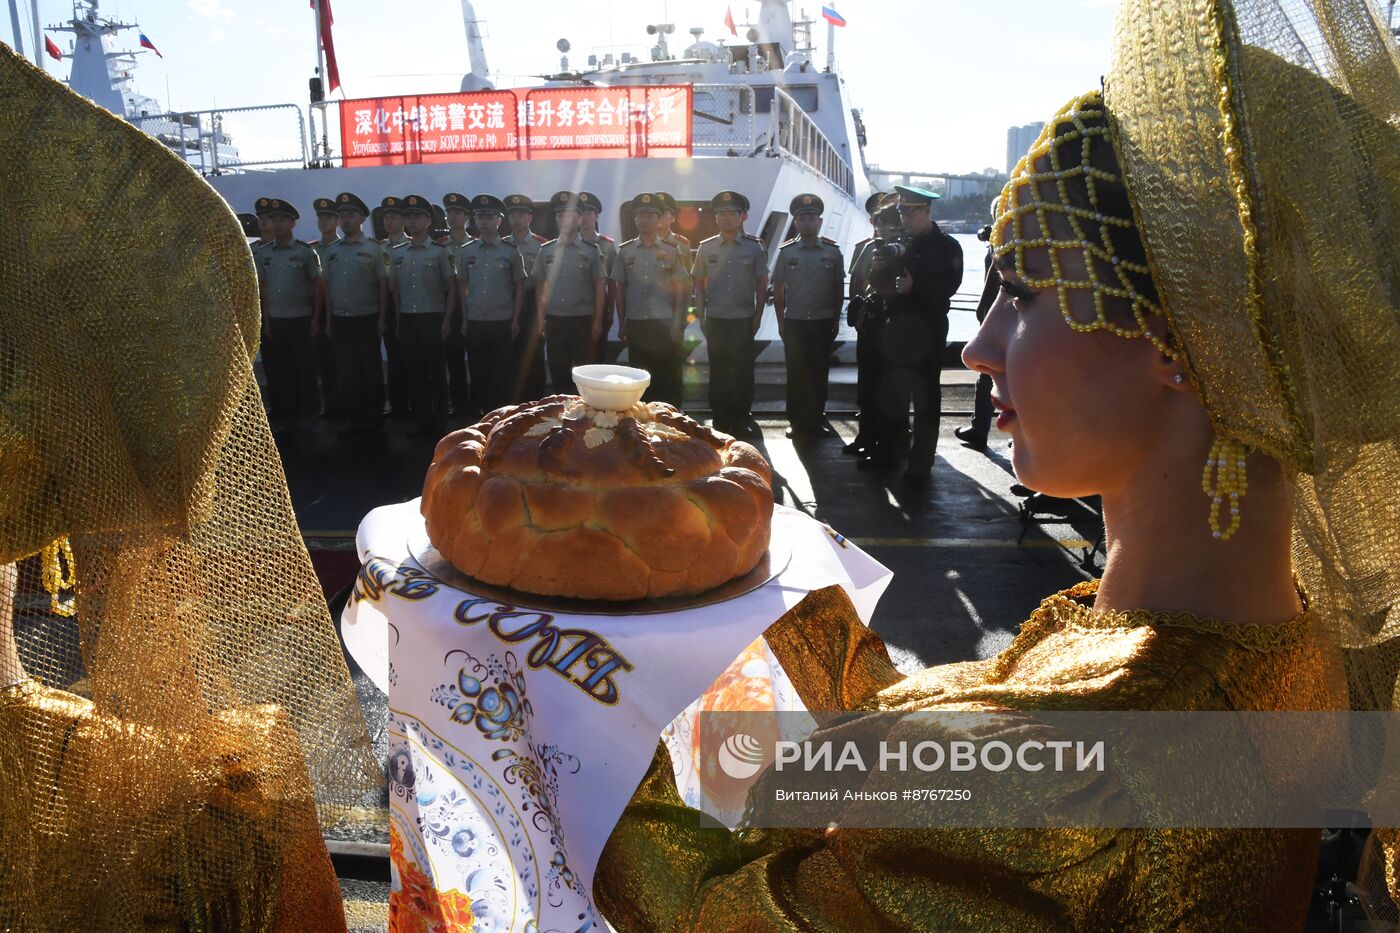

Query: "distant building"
<box><xmin>1006</xmin><ymin>122</ymin><xmax>1046</xmax><ymax>174</ymax></box>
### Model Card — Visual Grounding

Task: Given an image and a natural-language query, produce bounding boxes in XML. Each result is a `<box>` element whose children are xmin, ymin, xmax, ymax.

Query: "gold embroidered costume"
<box><xmin>0</xmin><ymin>47</ymin><xmax>378</xmax><ymax>930</ymax></box>
<box><xmin>599</xmin><ymin>585</ymin><xmax>1345</xmax><ymax>930</ymax></box>
<box><xmin>594</xmin><ymin>0</ymin><xmax>1400</xmax><ymax>928</ymax></box>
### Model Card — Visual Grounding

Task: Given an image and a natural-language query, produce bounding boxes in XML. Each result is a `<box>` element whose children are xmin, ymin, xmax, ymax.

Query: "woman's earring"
<box><xmin>1173</xmin><ymin>373</ymin><xmax>1185</xmax><ymax>384</ymax></box>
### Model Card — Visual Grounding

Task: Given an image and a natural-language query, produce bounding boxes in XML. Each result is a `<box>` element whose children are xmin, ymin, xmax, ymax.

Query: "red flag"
<box><xmin>724</xmin><ymin>5</ymin><xmax>737</xmax><ymax>36</ymax></box>
<box><xmin>311</xmin><ymin>0</ymin><xmax>340</xmax><ymax>93</ymax></box>
<box><xmin>44</xmin><ymin>35</ymin><xmax>62</xmax><ymax>61</ymax></box>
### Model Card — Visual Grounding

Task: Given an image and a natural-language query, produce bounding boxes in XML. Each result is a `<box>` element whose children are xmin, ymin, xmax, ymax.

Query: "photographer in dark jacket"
<box><xmin>861</xmin><ymin>185</ymin><xmax>964</xmax><ymax>484</ymax></box>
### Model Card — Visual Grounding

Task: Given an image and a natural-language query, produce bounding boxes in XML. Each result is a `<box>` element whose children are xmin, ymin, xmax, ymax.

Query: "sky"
<box><xmin>8</xmin><ymin>0</ymin><xmax>1118</xmax><ymax>175</ymax></box>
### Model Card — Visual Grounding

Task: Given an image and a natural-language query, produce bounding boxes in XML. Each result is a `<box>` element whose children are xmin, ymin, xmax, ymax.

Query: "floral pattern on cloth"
<box><xmin>391</xmin><ymin>829</ymin><xmax>477</xmax><ymax>933</ymax></box>
<box><xmin>388</xmin><ymin>646</ymin><xmax>598</xmax><ymax>933</ymax></box>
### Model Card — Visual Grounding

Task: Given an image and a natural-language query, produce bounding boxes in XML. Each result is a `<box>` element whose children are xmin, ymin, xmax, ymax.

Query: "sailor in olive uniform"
<box><xmin>503</xmin><ymin>193</ymin><xmax>549</xmax><ymax>401</ymax></box>
<box><xmin>253</xmin><ymin>197</ymin><xmax>323</xmax><ymax>441</ymax></box>
<box><xmin>536</xmin><ymin>191</ymin><xmax>607</xmax><ymax>396</ymax></box>
<box><xmin>378</xmin><ymin>195</ymin><xmax>412</xmax><ymax>418</ymax></box>
<box><xmin>442</xmin><ymin>191</ymin><xmax>474</xmax><ymax>416</ymax></box>
<box><xmin>774</xmin><ymin>194</ymin><xmax>845</xmax><ymax>438</ymax></box>
<box><xmin>844</xmin><ymin>191</ymin><xmax>887</xmax><ymax>455</ymax></box>
<box><xmin>309</xmin><ymin>197</ymin><xmax>344</xmax><ymax>419</ymax></box>
<box><xmin>612</xmin><ymin>193</ymin><xmax>690</xmax><ymax>408</ymax></box>
<box><xmin>324</xmin><ymin>192</ymin><xmax>387</xmax><ymax>436</ymax></box>
<box><xmin>389</xmin><ymin>194</ymin><xmax>457</xmax><ymax>438</ymax></box>
<box><xmin>692</xmin><ymin>191</ymin><xmax>768</xmax><ymax>436</ymax></box>
<box><xmin>578</xmin><ymin>191</ymin><xmax>617</xmax><ymax>359</ymax></box>
<box><xmin>456</xmin><ymin>194</ymin><xmax>526</xmax><ymax>416</ymax></box>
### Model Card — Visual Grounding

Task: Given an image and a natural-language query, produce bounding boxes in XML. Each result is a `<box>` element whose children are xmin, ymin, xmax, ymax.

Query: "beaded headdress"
<box><xmin>990</xmin><ymin>91</ymin><xmax>1175</xmax><ymax>360</ymax></box>
<box><xmin>991</xmin><ymin>90</ymin><xmax>1252</xmax><ymax>540</ymax></box>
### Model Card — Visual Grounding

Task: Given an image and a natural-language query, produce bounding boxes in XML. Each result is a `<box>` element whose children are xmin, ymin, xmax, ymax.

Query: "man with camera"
<box><xmin>861</xmin><ymin>184</ymin><xmax>964</xmax><ymax>484</ymax></box>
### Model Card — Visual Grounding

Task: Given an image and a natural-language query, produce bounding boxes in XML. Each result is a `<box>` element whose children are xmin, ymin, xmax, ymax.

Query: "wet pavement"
<box><xmin>293</xmin><ymin>360</ymin><xmax>1106</xmax><ymax>927</ymax></box>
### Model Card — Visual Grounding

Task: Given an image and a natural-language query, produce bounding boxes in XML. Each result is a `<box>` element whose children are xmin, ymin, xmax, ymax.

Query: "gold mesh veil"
<box><xmin>1103</xmin><ymin>0</ymin><xmax>1400</xmax><ymax>919</ymax></box>
<box><xmin>0</xmin><ymin>46</ymin><xmax>378</xmax><ymax>929</ymax></box>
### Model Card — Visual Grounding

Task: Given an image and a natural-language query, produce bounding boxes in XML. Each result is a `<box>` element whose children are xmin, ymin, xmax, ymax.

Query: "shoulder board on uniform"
<box><xmin>779</xmin><ymin>236</ymin><xmax>800</xmax><ymax>249</ymax></box>
<box><xmin>820</xmin><ymin>236</ymin><xmax>839</xmax><ymax>246</ymax></box>
<box><xmin>699</xmin><ymin>234</ymin><xmax>721</xmax><ymax>245</ymax></box>
<box><xmin>294</xmin><ymin>238</ymin><xmax>311</xmax><ymax>247</ymax></box>
<box><xmin>531</xmin><ymin>233</ymin><xmax>548</xmax><ymax>243</ymax></box>
<box><xmin>390</xmin><ymin>240</ymin><xmax>410</xmax><ymax>249</ymax></box>
<box><xmin>619</xmin><ymin>237</ymin><xmax>640</xmax><ymax>249</ymax></box>
<box><xmin>853</xmin><ymin>236</ymin><xmax>873</xmax><ymax>249</ymax></box>
<box><xmin>598</xmin><ymin>233</ymin><xmax>615</xmax><ymax>243</ymax></box>
<box><xmin>742</xmin><ymin>233</ymin><xmax>762</xmax><ymax>242</ymax></box>
<box><xmin>309</xmin><ymin>239</ymin><xmax>322</xmax><ymax>247</ymax></box>
<box><xmin>433</xmin><ymin>235</ymin><xmax>450</xmax><ymax>246</ymax></box>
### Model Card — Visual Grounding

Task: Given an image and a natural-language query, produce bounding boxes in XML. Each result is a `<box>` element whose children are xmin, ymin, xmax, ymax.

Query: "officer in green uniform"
<box><xmin>844</xmin><ymin>191</ymin><xmax>887</xmax><ymax>456</ymax></box>
<box><xmin>578</xmin><ymin>192</ymin><xmax>617</xmax><ymax>359</ymax></box>
<box><xmin>310</xmin><ymin>197</ymin><xmax>344</xmax><ymax>420</ymax></box>
<box><xmin>536</xmin><ymin>191</ymin><xmax>606</xmax><ymax>396</ymax></box>
<box><xmin>324</xmin><ymin>192</ymin><xmax>387</xmax><ymax>436</ymax></box>
<box><xmin>253</xmin><ymin>197</ymin><xmax>323</xmax><ymax>442</ymax></box>
<box><xmin>692</xmin><ymin>191</ymin><xmax>768</xmax><ymax>436</ymax></box>
<box><xmin>442</xmin><ymin>191</ymin><xmax>474</xmax><ymax>417</ymax></box>
<box><xmin>379</xmin><ymin>195</ymin><xmax>412</xmax><ymax>419</ymax></box>
<box><xmin>774</xmin><ymin>194</ymin><xmax>845</xmax><ymax>439</ymax></box>
<box><xmin>612</xmin><ymin>193</ymin><xmax>690</xmax><ymax>408</ymax></box>
<box><xmin>655</xmin><ymin>191</ymin><xmax>693</xmax><ymax>272</ymax></box>
<box><xmin>503</xmin><ymin>193</ymin><xmax>548</xmax><ymax>401</ymax></box>
<box><xmin>389</xmin><ymin>194</ymin><xmax>457</xmax><ymax>438</ymax></box>
<box><xmin>456</xmin><ymin>194</ymin><xmax>526</xmax><ymax>416</ymax></box>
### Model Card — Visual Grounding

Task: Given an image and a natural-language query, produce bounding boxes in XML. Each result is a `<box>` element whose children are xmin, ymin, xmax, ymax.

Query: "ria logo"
<box><xmin>716</xmin><ymin>733</ymin><xmax>766</xmax><ymax>780</ymax></box>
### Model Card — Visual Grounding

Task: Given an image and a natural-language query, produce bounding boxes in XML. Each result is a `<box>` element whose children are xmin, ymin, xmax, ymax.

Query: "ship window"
<box><xmin>754</xmin><ymin>85</ymin><xmax>818</xmax><ymax>113</ymax></box>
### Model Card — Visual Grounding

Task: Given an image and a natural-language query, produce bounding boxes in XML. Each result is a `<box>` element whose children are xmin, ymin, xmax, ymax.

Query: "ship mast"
<box><xmin>460</xmin><ymin>0</ymin><xmax>494</xmax><ymax>92</ymax></box>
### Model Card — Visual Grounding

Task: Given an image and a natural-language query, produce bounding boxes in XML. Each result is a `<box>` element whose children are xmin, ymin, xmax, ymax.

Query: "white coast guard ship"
<box><xmin>53</xmin><ymin>0</ymin><xmax>876</xmax><ymax>345</ymax></box>
<box><xmin>46</xmin><ymin>0</ymin><xmax>241</xmax><ymax>170</ymax></box>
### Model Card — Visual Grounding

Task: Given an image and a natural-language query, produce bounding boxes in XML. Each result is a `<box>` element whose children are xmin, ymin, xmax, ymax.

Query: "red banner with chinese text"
<box><xmin>521</xmin><ymin>86</ymin><xmax>692</xmax><ymax>160</ymax></box>
<box><xmin>340</xmin><ymin>90</ymin><xmax>519</xmax><ymax>166</ymax></box>
<box><xmin>338</xmin><ymin>86</ymin><xmax>692</xmax><ymax>167</ymax></box>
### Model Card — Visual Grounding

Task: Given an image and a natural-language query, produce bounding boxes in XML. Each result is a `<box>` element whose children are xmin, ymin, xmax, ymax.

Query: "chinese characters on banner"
<box><xmin>340</xmin><ymin>86</ymin><xmax>692</xmax><ymax>167</ymax></box>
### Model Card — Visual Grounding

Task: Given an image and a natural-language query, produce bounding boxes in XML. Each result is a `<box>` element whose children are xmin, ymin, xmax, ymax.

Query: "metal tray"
<box><xmin>405</xmin><ymin>528</ymin><xmax>792</xmax><ymax>616</ymax></box>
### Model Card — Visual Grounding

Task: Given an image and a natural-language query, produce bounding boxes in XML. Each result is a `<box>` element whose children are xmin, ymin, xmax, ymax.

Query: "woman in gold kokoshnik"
<box><xmin>0</xmin><ymin>39</ymin><xmax>377</xmax><ymax>933</ymax></box>
<box><xmin>594</xmin><ymin>0</ymin><xmax>1400</xmax><ymax>929</ymax></box>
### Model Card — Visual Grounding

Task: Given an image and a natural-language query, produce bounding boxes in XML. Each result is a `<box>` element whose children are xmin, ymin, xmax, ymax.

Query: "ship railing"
<box><xmin>768</xmin><ymin>87</ymin><xmax>855</xmax><ymax>196</ymax></box>
<box><xmin>132</xmin><ymin>104</ymin><xmax>309</xmax><ymax>175</ymax></box>
<box><xmin>689</xmin><ymin>85</ymin><xmax>758</xmax><ymax>154</ymax></box>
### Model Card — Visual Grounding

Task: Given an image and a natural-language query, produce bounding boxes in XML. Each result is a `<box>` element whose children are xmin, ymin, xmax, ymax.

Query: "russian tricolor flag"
<box><xmin>821</xmin><ymin>5</ymin><xmax>847</xmax><ymax>27</ymax></box>
<box><xmin>139</xmin><ymin>32</ymin><xmax>163</xmax><ymax>58</ymax></box>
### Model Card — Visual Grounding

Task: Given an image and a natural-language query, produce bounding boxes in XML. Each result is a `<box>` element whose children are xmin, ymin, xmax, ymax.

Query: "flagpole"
<box><xmin>7</xmin><ymin>0</ymin><xmax>24</xmax><ymax>60</ymax></box>
<box><xmin>30</xmin><ymin>0</ymin><xmax>42</xmax><ymax>70</ymax></box>
<box><xmin>312</xmin><ymin>0</ymin><xmax>327</xmax><ymax>93</ymax></box>
<box><xmin>310</xmin><ymin>0</ymin><xmax>327</xmax><ymax>165</ymax></box>
<box><xmin>826</xmin><ymin>18</ymin><xmax>835</xmax><ymax>72</ymax></box>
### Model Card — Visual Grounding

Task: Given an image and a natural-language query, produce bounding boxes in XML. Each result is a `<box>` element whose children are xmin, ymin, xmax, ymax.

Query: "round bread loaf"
<box><xmin>421</xmin><ymin>395</ymin><xmax>774</xmax><ymax>600</ymax></box>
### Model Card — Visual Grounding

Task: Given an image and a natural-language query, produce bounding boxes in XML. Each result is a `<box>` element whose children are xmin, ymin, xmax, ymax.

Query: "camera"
<box><xmin>866</xmin><ymin>237</ymin><xmax>907</xmax><ymax>297</ymax></box>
